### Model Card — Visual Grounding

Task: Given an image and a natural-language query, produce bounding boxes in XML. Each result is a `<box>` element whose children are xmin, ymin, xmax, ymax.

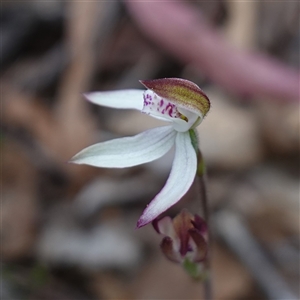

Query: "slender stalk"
<box><xmin>189</xmin><ymin>129</ymin><xmax>212</xmax><ymax>299</ymax></box>
<box><xmin>197</xmin><ymin>150</ymin><xmax>212</xmax><ymax>300</ymax></box>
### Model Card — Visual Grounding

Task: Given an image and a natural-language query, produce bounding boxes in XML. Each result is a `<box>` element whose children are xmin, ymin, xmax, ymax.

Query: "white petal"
<box><xmin>137</xmin><ymin>132</ymin><xmax>197</xmax><ymax>227</ymax></box>
<box><xmin>84</xmin><ymin>90</ymin><xmax>144</xmax><ymax>110</ymax></box>
<box><xmin>70</xmin><ymin>126</ymin><xmax>176</xmax><ymax>168</ymax></box>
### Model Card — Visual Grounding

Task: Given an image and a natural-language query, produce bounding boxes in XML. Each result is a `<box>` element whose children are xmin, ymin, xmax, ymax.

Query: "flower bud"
<box><xmin>153</xmin><ymin>209</ymin><xmax>208</xmax><ymax>264</ymax></box>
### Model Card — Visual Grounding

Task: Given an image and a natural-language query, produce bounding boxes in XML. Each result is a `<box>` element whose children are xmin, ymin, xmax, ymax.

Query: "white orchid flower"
<box><xmin>70</xmin><ymin>78</ymin><xmax>210</xmax><ymax>228</ymax></box>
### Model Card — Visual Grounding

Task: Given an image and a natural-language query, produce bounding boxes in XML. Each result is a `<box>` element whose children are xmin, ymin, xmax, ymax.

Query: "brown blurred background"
<box><xmin>1</xmin><ymin>1</ymin><xmax>299</xmax><ymax>299</ymax></box>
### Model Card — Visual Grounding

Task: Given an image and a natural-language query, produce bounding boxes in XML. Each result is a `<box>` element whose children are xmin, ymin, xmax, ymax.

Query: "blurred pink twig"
<box><xmin>125</xmin><ymin>1</ymin><xmax>299</xmax><ymax>102</ymax></box>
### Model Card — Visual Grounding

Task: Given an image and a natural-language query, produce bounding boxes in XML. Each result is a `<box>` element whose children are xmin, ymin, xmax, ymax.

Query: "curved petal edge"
<box><xmin>70</xmin><ymin>126</ymin><xmax>176</xmax><ymax>168</ymax></box>
<box><xmin>83</xmin><ymin>89</ymin><xmax>144</xmax><ymax>110</ymax></box>
<box><xmin>137</xmin><ymin>131</ymin><xmax>197</xmax><ymax>227</ymax></box>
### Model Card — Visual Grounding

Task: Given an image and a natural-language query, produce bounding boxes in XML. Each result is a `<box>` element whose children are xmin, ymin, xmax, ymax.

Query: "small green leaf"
<box><xmin>183</xmin><ymin>258</ymin><xmax>202</xmax><ymax>280</ymax></box>
<box><xmin>183</xmin><ymin>258</ymin><xmax>209</xmax><ymax>281</ymax></box>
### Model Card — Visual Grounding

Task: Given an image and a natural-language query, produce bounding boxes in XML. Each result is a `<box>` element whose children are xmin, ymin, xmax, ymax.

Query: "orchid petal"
<box><xmin>84</xmin><ymin>90</ymin><xmax>144</xmax><ymax>110</ymax></box>
<box><xmin>137</xmin><ymin>131</ymin><xmax>197</xmax><ymax>227</ymax></box>
<box><xmin>188</xmin><ymin>228</ymin><xmax>207</xmax><ymax>262</ymax></box>
<box><xmin>191</xmin><ymin>215</ymin><xmax>208</xmax><ymax>235</ymax></box>
<box><xmin>153</xmin><ymin>216</ymin><xmax>181</xmax><ymax>253</ymax></box>
<box><xmin>160</xmin><ymin>237</ymin><xmax>181</xmax><ymax>263</ymax></box>
<box><xmin>153</xmin><ymin>216</ymin><xmax>177</xmax><ymax>239</ymax></box>
<box><xmin>70</xmin><ymin>126</ymin><xmax>176</xmax><ymax>168</ymax></box>
<box><xmin>173</xmin><ymin>209</ymin><xmax>195</xmax><ymax>256</ymax></box>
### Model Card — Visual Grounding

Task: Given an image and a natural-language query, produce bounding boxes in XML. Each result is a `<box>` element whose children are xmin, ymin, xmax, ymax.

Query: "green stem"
<box><xmin>191</xmin><ymin>129</ymin><xmax>212</xmax><ymax>300</ymax></box>
<box><xmin>189</xmin><ymin>129</ymin><xmax>212</xmax><ymax>300</ymax></box>
<box><xmin>197</xmin><ymin>166</ymin><xmax>212</xmax><ymax>300</ymax></box>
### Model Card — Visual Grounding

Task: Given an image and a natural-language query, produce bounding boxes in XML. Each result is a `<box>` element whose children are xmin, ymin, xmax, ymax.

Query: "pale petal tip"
<box><xmin>68</xmin><ymin>158</ymin><xmax>79</xmax><ymax>165</ymax></box>
<box><xmin>136</xmin><ymin>202</ymin><xmax>159</xmax><ymax>228</ymax></box>
<box><xmin>82</xmin><ymin>92</ymin><xmax>92</xmax><ymax>102</ymax></box>
<box><xmin>136</xmin><ymin>218</ymin><xmax>147</xmax><ymax>229</ymax></box>
<box><xmin>68</xmin><ymin>153</ymin><xmax>84</xmax><ymax>165</ymax></box>
<box><xmin>137</xmin><ymin>206</ymin><xmax>161</xmax><ymax>228</ymax></box>
<box><xmin>68</xmin><ymin>157</ymin><xmax>76</xmax><ymax>164</ymax></box>
<box><xmin>136</xmin><ymin>214</ymin><xmax>152</xmax><ymax>228</ymax></box>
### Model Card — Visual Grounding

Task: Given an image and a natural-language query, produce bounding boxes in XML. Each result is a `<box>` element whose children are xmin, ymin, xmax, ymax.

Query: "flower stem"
<box><xmin>189</xmin><ymin>129</ymin><xmax>212</xmax><ymax>298</ymax></box>
<box><xmin>197</xmin><ymin>150</ymin><xmax>212</xmax><ymax>300</ymax></box>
